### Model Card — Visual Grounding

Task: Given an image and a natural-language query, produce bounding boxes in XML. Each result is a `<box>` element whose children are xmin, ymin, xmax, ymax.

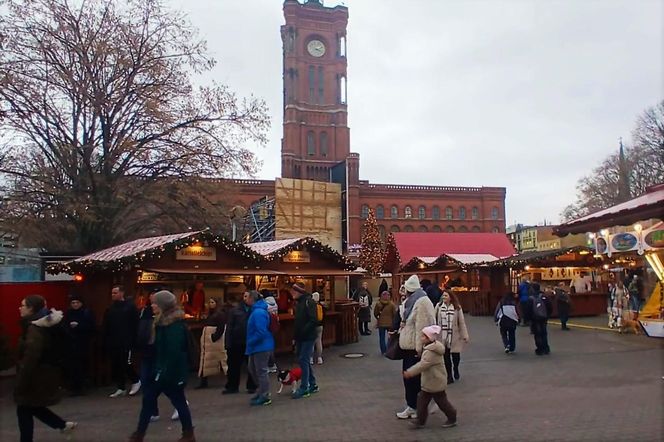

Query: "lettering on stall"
<box><xmin>176</xmin><ymin>246</ymin><xmax>217</xmax><ymax>261</ymax></box>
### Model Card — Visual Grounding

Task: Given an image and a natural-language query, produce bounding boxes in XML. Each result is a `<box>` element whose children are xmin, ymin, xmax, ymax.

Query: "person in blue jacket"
<box><xmin>245</xmin><ymin>290</ymin><xmax>275</xmax><ymax>406</ymax></box>
<box><xmin>517</xmin><ymin>276</ymin><xmax>532</xmax><ymax>326</ymax></box>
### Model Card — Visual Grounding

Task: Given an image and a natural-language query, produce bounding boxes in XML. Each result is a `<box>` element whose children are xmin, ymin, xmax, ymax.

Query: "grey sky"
<box><xmin>171</xmin><ymin>0</ymin><xmax>662</xmax><ymax>226</ymax></box>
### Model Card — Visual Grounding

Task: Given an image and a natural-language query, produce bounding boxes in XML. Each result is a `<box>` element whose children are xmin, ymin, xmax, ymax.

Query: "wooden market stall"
<box><xmin>48</xmin><ymin>231</ymin><xmax>359</xmax><ymax>384</ymax></box>
<box><xmin>383</xmin><ymin>232</ymin><xmax>516</xmax><ymax>315</ymax></box>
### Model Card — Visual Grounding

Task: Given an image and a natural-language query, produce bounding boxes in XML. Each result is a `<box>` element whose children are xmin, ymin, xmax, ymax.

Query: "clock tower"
<box><xmin>281</xmin><ymin>0</ymin><xmax>350</xmax><ymax>181</ymax></box>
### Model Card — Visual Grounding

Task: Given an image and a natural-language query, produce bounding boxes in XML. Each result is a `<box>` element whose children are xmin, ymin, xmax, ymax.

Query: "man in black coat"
<box><xmin>291</xmin><ymin>283</ymin><xmax>319</xmax><ymax>399</ymax></box>
<box><xmin>222</xmin><ymin>293</ymin><xmax>257</xmax><ymax>394</ymax></box>
<box><xmin>103</xmin><ymin>285</ymin><xmax>141</xmax><ymax>397</ymax></box>
<box><xmin>63</xmin><ymin>294</ymin><xmax>95</xmax><ymax>395</ymax></box>
<box><xmin>528</xmin><ymin>283</ymin><xmax>553</xmax><ymax>356</ymax></box>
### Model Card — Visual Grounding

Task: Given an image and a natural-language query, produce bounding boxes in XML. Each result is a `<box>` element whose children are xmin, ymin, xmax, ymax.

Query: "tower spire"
<box><xmin>617</xmin><ymin>137</ymin><xmax>631</xmax><ymax>202</ymax></box>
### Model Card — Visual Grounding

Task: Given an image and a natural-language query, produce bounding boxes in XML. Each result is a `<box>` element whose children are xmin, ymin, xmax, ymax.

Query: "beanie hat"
<box><xmin>312</xmin><ymin>292</ymin><xmax>320</xmax><ymax>302</ymax></box>
<box><xmin>264</xmin><ymin>296</ymin><xmax>277</xmax><ymax>307</ymax></box>
<box><xmin>154</xmin><ymin>290</ymin><xmax>177</xmax><ymax>311</ymax></box>
<box><xmin>404</xmin><ymin>274</ymin><xmax>421</xmax><ymax>293</ymax></box>
<box><xmin>380</xmin><ymin>290</ymin><xmax>391</xmax><ymax>298</ymax></box>
<box><xmin>69</xmin><ymin>294</ymin><xmax>83</xmax><ymax>303</ymax></box>
<box><xmin>422</xmin><ymin>325</ymin><xmax>441</xmax><ymax>341</ymax></box>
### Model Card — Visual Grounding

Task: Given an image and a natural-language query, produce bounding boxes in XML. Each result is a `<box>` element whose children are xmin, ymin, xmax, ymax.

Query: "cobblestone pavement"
<box><xmin>1</xmin><ymin>316</ymin><xmax>662</xmax><ymax>441</ymax></box>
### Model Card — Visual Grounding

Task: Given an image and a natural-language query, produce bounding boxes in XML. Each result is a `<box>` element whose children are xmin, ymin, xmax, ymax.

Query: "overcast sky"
<box><xmin>171</xmin><ymin>0</ymin><xmax>662</xmax><ymax>226</ymax></box>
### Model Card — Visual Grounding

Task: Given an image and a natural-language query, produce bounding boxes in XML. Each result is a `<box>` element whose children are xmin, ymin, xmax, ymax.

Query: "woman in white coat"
<box><xmin>435</xmin><ymin>291</ymin><xmax>469</xmax><ymax>384</ymax></box>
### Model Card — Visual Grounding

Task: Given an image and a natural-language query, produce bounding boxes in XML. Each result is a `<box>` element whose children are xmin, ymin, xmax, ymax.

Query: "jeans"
<box><xmin>248</xmin><ymin>351</ymin><xmax>271</xmax><ymax>397</ymax></box>
<box><xmin>296</xmin><ymin>339</ymin><xmax>316</xmax><ymax>390</ymax></box>
<box><xmin>136</xmin><ymin>383</ymin><xmax>192</xmax><ymax>435</ymax></box>
<box><xmin>109</xmin><ymin>347</ymin><xmax>139</xmax><ymax>390</ymax></box>
<box><xmin>139</xmin><ymin>357</ymin><xmax>159</xmax><ymax>416</ymax></box>
<box><xmin>17</xmin><ymin>406</ymin><xmax>66</xmax><ymax>442</ymax></box>
<box><xmin>500</xmin><ymin>326</ymin><xmax>516</xmax><ymax>351</ymax></box>
<box><xmin>416</xmin><ymin>390</ymin><xmax>457</xmax><ymax>426</ymax></box>
<box><xmin>378</xmin><ymin>327</ymin><xmax>388</xmax><ymax>354</ymax></box>
<box><xmin>225</xmin><ymin>346</ymin><xmax>257</xmax><ymax>392</ymax></box>
<box><xmin>531</xmin><ymin>320</ymin><xmax>550</xmax><ymax>354</ymax></box>
<box><xmin>313</xmin><ymin>326</ymin><xmax>323</xmax><ymax>360</ymax></box>
<box><xmin>443</xmin><ymin>349</ymin><xmax>461</xmax><ymax>380</ymax></box>
<box><xmin>402</xmin><ymin>351</ymin><xmax>421</xmax><ymax>409</ymax></box>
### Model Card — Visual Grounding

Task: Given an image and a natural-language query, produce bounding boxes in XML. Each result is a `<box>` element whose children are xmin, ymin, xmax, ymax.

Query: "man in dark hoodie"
<box><xmin>222</xmin><ymin>292</ymin><xmax>257</xmax><ymax>395</ymax></box>
<box><xmin>103</xmin><ymin>285</ymin><xmax>141</xmax><ymax>398</ymax></box>
<box><xmin>63</xmin><ymin>294</ymin><xmax>95</xmax><ymax>395</ymax></box>
<box><xmin>291</xmin><ymin>283</ymin><xmax>319</xmax><ymax>399</ymax></box>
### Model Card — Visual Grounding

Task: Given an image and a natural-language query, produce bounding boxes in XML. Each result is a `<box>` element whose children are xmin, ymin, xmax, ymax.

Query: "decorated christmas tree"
<box><xmin>383</xmin><ymin>232</ymin><xmax>400</xmax><ymax>273</ymax></box>
<box><xmin>359</xmin><ymin>208</ymin><xmax>384</xmax><ymax>276</ymax></box>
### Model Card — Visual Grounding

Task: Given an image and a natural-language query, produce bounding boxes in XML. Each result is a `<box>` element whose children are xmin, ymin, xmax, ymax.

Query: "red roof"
<box><xmin>393</xmin><ymin>232</ymin><xmax>516</xmax><ymax>264</ymax></box>
<box><xmin>556</xmin><ymin>183</ymin><xmax>664</xmax><ymax>235</ymax></box>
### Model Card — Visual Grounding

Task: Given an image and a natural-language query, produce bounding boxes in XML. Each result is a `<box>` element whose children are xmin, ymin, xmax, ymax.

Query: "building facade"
<box><xmin>228</xmin><ymin>0</ymin><xmax>506</xmax><ymax>250</ymax></box>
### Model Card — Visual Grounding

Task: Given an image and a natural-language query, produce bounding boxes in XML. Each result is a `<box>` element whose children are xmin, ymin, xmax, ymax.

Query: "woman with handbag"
<box><xmin>374</xmin><ymin>291</ymin><xmax>396</xmax><ymax>355</ymax></box>
<box><xmin>396</xmin><ymin>275</ymin><xmax>435</xmax><ymax>420</ymax></box>
<box><xmin>435</xmin><ymin>291</ymin><xmax>469</xmax><ymax>384</ymax></box>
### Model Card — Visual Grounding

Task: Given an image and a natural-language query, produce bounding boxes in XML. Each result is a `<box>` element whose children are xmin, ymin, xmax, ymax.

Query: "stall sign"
<box><xmin>540</xmin><ymin>267</ymin><xmax>591</xmax><ymax>281</ymax></box>
<box><xmin>593</xmin><ymin>225</ymin><xmax>664</xmax><ymax>256</ymax></box>
<box><xmin>644</xmin><ymin>229</ymin><xmax>664</xmax><ymax>249</ymax></box>
<box><xmin>611</xmin><ymin>233</ymin><xmax>638</xmax><ymax>252</ymax></box>
<box><xmin>139</xmin><ymin>271</ymin><xmax>160</xmax><ymax>282</ymax></box>
<box><xmin>283</xmin><ymin>250</ymin><xmax>310</xmax><ymax>263</ymax></box>
<box><xmin>176</xmin><ymin>246</ymin><xmax>216</xmax><ymax>261</ymax></box>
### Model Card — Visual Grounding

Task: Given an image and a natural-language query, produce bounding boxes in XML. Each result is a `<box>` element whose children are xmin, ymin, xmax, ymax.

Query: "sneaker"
<box><xmin>396</xmin><ymin>406</ymin><xmax>417</xmax><ymax>419</ymax></box>
<box><xmin>309</xmin><ymin>384</ymin><xmax>319</xmax><ymax>394</ymax></box>
<box><xmin>149</xmin><ymin>415</ymin><xmax>160</xmax><ymax>423</ymax></box>
<box><xmin>109</xmin><ymin>389</ymin><xmax>126</xmax><ymax>398</ymax></box>
<box><xmin>250</xmin><ymin>395</ymin><xmax>272</xmax><ymax>406</ymax></box>
<box><xmin>61</xmin><ymin>421</ymin><xmax>78</xmax><ymax>434</ymax></box>
<box><xmin>316</xmin><ymin>357</ymin><xmax>323</xmax><ymax>365</ymax></box>
<box><xmin>268</xmin><ymin>365</ymin><xmax>278</xmax><ymax>373</ymax></box>
<box><xmin>441</xmin><ymin>420</ymin><xmax>457</xmax><ymax>428</ymax></box>
<box><xmin>128</xmin><ymin>380</ymin><xmax>142</xmax><ymax>396</ymax></box>
<box><xmin>504</xmin><ymin>347</ymin><xmax>510</xmax><ymax>353</ymax></box>
<box><xmin>291</xmin><ymin>388</ymin><xmax>310</xmax><ymax>399</ymax></box>
<box><xmin>310</xmin><ymin>357</ymin><xmax>314</xmax><ymax>365</ymax></box>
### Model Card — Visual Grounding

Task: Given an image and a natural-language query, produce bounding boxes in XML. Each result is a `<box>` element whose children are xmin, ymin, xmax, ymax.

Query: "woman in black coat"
<box><xmin>63</xmin><ymin>294</ymin><xmax>95</xmax><ymax>395</ymax></box>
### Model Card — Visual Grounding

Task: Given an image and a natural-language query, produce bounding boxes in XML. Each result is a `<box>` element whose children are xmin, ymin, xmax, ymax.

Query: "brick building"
<box><xmin>227</xmin><ymin>0</ymin><xmax>506</xmax><ymax>250</ymax></box>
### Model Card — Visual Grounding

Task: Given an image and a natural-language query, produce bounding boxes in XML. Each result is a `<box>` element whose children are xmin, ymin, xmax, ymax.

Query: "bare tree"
<box><xmin>0</xmin><ymin>0</ymin><xmax>270</xmax><ymax>252</ymax></box>
<box><xmin>560</xmin><ymin>101</ymin><xmax>664</xmax><ymax>222</ymax></box>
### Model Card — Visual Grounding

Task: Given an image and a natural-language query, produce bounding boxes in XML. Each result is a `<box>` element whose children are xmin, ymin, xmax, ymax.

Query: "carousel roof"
<box><xmin>555</xmin><ymin>183</ymin><xmax>664</xmax><ymax>235</ymax></box>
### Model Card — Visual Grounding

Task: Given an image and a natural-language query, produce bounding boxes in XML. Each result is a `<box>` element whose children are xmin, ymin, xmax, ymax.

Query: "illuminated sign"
<box><xmin>176</xmin><ymin>246</ymin><xmax>216</xmax><ymax>261</ymax></box>
<box><xmin>283</xmin><ymin>251</ymin><xmax>311</xmax><ymax>263</ymax></box>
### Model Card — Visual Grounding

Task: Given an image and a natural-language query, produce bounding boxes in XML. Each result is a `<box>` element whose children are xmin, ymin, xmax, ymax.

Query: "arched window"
<box><xmin>339</xmin><ymin>35</ymin><xmax>347</xmax><ymax>57</ymax></box>
<box><xmin>445</xmin><ymin>225</ymin><xmax>455</xmax><ymax>232</ymax></box>
<box><xmin>445</xmin><ymin>206</ymin><xmax>453</xmax><ymax>220</ymax></box>
<box><xmin>492</xmin><ymin>207</ymin><xmax>499</xmax><ymax>220</ymax></box>
<box><xmin>418</xmin><ymin>206</ymin><xmax>426</xmax><ymax>219</ymax></box>
<box><xmin>318</xmin><ymin>66</ymin><xmax>324</xmax><ymax>103</ymax></box>
<box><xmin>309</xmin><ymin>66</ymin><xmax>315</xmax><ymax>101</ymax></box>
<box><xmin>417</xmin><ymin>225</ymin><xmax>428</xmax><ymax>232</ymax></box>
<box><xmin>471</xmin><ymin>226</ymin><xmax>481</xmax><ymax>232</ymax></box>
<box><xmin>404</xmin><ymin>225</ymin><xmax>414</xmax><ymax>232</ymax></box>
<box><xmin>432</xmin><ymin>206</ymin><xmax>440</xmax><ymax>220</ymax></box>
<box><xmin>361</xmin><ymin>204</ymin><xmax>369</xmax><ymax>219</ymax></box>
<box><xmin>492</xmin><ymin>226</ymin><xmax>500</xmax><ymax>233</ymax></box>
<box><xmin>432</xmin><ymin>225</ymin><xmax>442</xmax><ymax>232</ymax></box>
<box><xmin>375</xmin><ymin>205</ymin><xmax>385</xmax><ymax>219</ymax></box>
<box><xmin>405</xmin><ymin>206</ymin><xmax>412</xmax><ymax>219</ymax></box>
<box><xmin>472</xmin><ymin>207</ymin><xmax>479</xmax><ymax>220</ymax></box>
<box><xmin>319</xmin><ymin>132</ymin><xmax>328</xmax><ymax>157</ymax></box>
<box><xmin>390</xmin><ymin>225</ymin><xmax>400</xmax><ymax>232</ymax></box>
<box><xmin>391</xmin><ymin>205</ymin><xmax>398</xmax><ymax>219</ymax></box>
<box><xmin>459</xmin><ymin>226</ymin><xmax>468</xmax><ymax>232</ymax></box>
<box><xmin>339</xmin><ymin>76</ymin><xmax>347</xmax><ymax>104</ymax></box>
<box><xmin>307</xmin><ymin>131</ymin><xmax>315</xmax><ymax>155</ymax></box>
<box><xmin>378</xmin><ymin>225</ymin><xmax>386</xmax><ymax>241</ymax></box>
<box><xmin>459</xmin><ymin>207</ymin><xmax>466</xmax><ymax>220</ymax></box>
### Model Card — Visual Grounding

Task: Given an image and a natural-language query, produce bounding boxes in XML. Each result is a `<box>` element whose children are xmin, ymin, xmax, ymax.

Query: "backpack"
<box><xmin>316</xmin><ymin>303</ymin><xmax>324</xmax><ymax>323</ymax></box>
<box><xmin>532</xmin><ymin>294</ymin><xmax>548</xmax><ymax>320</ymax></box>
<box><xmin>269</xmin><ymin>312</ymin><xmax>280</xmax><ymax>334</ymax></box>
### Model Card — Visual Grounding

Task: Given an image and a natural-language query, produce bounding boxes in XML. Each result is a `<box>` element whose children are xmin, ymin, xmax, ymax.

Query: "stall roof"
<box><xmin>555</xmin><ymin>184</ymin><xmax>664</xmax><ymax>236</ymax></box>
<box><xmin>485</xmin><ymin>246</ymin><xmax>595</xmax><ymax>268</ymax></box>
<box><xmin>244</xmin><ymin>237</ymin><xmax>357</xmax><ymax>271</ymax></box>
<box><xmin>392</xmin><ymin>232</ymin><xmax>515</xmax><ymax>264</ymax></box>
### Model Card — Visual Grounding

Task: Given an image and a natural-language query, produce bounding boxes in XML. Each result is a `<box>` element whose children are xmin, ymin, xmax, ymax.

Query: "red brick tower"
<box><xmin>281</xmin><ymin>0</ymin><xmax>350</xmax><ymax>181</ymax></box>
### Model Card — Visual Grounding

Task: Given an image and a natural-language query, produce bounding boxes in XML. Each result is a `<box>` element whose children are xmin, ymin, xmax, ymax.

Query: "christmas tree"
<box><xmin>359</xmin><ymin>208</ymin><xmax>384</xmax><ymax>276</ymax></box>
<box><xmin>383</xmin><ymin>232</ymin><xmax>400</xmax><ymax>273</ymax></box>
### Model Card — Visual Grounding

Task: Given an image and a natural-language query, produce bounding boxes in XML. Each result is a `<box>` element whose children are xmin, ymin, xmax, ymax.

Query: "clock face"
<box><xmin>307</xmin><ymin>39</ymin><xmax>326</xmax><ymax>57</ymax></box>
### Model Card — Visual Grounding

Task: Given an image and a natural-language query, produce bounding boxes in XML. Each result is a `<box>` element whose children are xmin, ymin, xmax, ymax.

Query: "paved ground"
<box><xmin>1</xmin><ymin>316</ymin><xmax>662</xmax><ymax>441</ymax></box>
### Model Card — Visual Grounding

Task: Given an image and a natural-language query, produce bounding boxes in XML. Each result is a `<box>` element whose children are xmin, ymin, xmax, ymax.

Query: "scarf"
<box><xmin>435</xmin><ymin>302</ymin><xmax>455</xmax><ymax>348</ymax></box>
<box><xmin>403</xmin><ymin>289</ymin><xmax>426</xmax><ymax>321</ymax></box>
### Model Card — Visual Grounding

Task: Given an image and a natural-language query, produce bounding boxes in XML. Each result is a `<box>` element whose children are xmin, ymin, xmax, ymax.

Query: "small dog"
<box><xmin>619</xmin><ymin>317</ymin><xmax>642</xmax><ymax>335</ymax></box>
<box><xmin>277</xmin><ymin>367</ymin><xmax>302</xmax><ymax>394</ymax></box>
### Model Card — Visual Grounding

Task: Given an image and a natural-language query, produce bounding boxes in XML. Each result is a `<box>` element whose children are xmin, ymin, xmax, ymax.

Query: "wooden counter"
<box><xmin>272</xmin><ymin>312</ymin><xmax>340</xmax><ymax>354</ymax></box>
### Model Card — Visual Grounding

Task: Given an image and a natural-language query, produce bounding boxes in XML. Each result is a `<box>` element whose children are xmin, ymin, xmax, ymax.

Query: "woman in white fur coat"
<box><xmin>396</xmin><ymin>275</ymin><xmax>435</xmax><ymax>420</ymax></box>
<box><xmin>435</xmin><ymin>291</ymin><xmax>469</xmax><ymax>384</ymax></box>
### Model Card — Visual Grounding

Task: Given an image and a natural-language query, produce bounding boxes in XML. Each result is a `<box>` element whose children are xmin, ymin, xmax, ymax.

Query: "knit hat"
<box><xmin>154</xmin><ymin>290</ymin><xmax>177</xmax><ymax>311</ymax></box>
<box><xmin>380</xmin><ymin>290</ymin><xmax>390</xmax><ymax>298</ymax></box>
<box><xmin>404</xmin><ymin>275</ymin><xmax>421</xmax><ymax>293</ymax></box>
<box><xmin>69</xmin><ymin>294</ymin><xmax>83</xmax><ymax>303</ymax></box>
<box><xmin>312</xmin><ymin>292</ymin><xmax>320</xmax><ymax>302</ymax></box>
<box><xmin>264</xmin><ymin>296</ymin><xmax>277</xmax><ymax>307</ymax></box>
<box><xmin>422</xmin><ymin>325</ymin><xmax>441</xmax><ymax>341</ymax></box>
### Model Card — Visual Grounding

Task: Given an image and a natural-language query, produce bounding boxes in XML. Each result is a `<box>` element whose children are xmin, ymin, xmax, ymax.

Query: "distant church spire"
<box><xmin>617</xmin><ymin>137</ymin><xmax>631</xmax><ymax>202</ymax></box>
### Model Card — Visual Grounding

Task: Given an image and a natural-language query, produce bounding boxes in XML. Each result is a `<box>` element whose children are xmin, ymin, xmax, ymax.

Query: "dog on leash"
<box><xmin>619</xmin><ymin>312</ymin><xmax>642</xmax><ymax>335</ymax></box>
<box><xmin>277</xmin><ymin>367</ymin><xmax>302</xmax><ymax>394</ymax></box>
